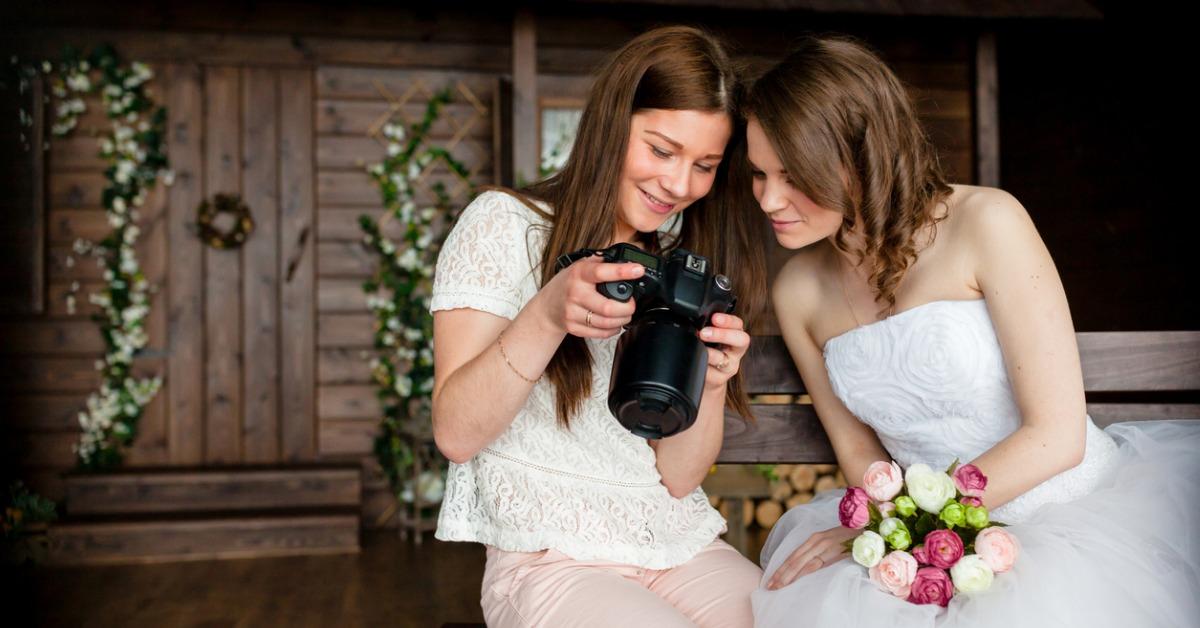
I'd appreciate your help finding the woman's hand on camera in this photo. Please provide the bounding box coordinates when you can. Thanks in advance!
[700,312,750,389]
[542,256,642,339]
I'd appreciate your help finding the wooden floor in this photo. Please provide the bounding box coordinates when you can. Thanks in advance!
[8,531,487,627]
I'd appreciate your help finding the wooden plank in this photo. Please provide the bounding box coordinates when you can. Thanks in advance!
[318,386,382,420]
[5,394,87,431]
[317,241,376,277]
[318,278,369,312]
[317,169,481,207]
[319,418,381,457]
[317,207,389,242]
[316,100,492,139]
[512,8,538,184]
[64,467,361,515]
[48,171,107,208]
[0,356,160,394]
[48,135,106,171]
[317,314,375,348]
[3,431,80,468]
[910,88,971,120]
[718,404,834,464]
[203,65,243,464]
[317,135,491,173]
[279,68,318,462]
[47,208,108,243]
[165,62,206,465]
[0,320,105,355]
[1088,403,1200,426]
[318,348,373,385]
[1078,331,1200,391]
[46,280,105,317]
[315,66,498,101]
[241,67,281,464]
[47,514,360,566]
[125,391,170,466]
[974,32,999,187]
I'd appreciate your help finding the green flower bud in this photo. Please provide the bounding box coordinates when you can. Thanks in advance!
[895,495,917,518]
[940,502,966,528]
[965,505,990,529]
[886,526,912,551]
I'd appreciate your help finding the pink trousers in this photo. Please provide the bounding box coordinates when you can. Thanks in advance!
[480,539,762,627]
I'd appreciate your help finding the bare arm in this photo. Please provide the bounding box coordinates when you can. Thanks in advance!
[431,257,644,463]
[963,190,1087,509]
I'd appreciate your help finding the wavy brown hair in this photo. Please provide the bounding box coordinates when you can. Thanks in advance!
[746,36,953,314]
[508,26,767,428]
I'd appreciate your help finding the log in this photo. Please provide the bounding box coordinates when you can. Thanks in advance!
[813,464,838,475]
[769,479,794,502]
[786,492,814,509]
[814,474,839,493]
[755,499,784,528]
[788,465,817,491]
[834,470,847,488]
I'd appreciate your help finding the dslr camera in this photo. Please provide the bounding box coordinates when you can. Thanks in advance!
[557,243,736,439]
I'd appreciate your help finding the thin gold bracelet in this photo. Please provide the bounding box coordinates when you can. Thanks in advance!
[497,330,538,383]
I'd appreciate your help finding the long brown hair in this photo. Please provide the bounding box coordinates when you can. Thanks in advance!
[746,36,953,314]
[514,26,767,428]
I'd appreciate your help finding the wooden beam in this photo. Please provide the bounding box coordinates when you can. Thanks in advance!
[974,31,1000,187]
[512,8,538,185]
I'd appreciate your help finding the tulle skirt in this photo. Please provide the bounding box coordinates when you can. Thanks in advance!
[752,421,1200,627]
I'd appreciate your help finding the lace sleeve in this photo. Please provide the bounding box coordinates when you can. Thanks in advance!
[431,191,545,320]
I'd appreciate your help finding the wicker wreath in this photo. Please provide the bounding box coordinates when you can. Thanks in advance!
[196,193,254,249]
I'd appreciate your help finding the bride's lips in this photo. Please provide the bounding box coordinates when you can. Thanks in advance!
[639,188,676,215]
[771,217,804,232]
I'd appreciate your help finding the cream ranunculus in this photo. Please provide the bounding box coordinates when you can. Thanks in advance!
[852,530,886,568]
[949,554,994,593]
[905,464,957,514]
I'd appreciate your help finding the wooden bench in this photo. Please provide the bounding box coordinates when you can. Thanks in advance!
[710,331,1200,554]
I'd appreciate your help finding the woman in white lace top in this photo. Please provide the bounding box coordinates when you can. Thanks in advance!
[745,37,1200,627]
[430,27,768,626]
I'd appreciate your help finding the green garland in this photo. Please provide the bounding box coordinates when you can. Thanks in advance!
[12,45,170,470]
[360,89,472,508]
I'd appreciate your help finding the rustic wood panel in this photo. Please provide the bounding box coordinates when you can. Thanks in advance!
[1078,332,1200,391]
[47,208,108,243]
[718,404,833,464]
[317,170,483,207]
[64,467,361,515]
[317,241,375,277]
[318,418,381,457]
[1088,403,1200,425]
[0,320,105,355]
[241,67,281,464]
[318,278,369,312]
[46,243,101,280]
[5,394,88,431]
[316,101,493,139]
[203,65,243,464]
[4,431,80,467]
[315,67,497,101]
[279,68,319,462]
[318,385,382,421]
[46,281,104,317]
[318,348,373,385]
[0,357,160,394]
[165,62,206,465]
[47,514,360,565]
[317,314,374,348]
[48,171,107,208]
[126,392,169,466]
[48,134,106,171]
[317,207,390,241]
[317,136,491,172]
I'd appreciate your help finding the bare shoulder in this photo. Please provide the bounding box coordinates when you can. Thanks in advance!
[772,244,835,337]
[944,184,1037,245]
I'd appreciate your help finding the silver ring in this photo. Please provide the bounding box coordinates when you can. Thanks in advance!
[716,351,730,372]
[585,310,594,327]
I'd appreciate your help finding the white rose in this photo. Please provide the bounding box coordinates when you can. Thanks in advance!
[852,530,885,568]
[879,517,903,538]
[950,554,994,593]
[905,463,957,513]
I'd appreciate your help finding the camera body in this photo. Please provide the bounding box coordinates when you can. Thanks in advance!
[559,243,736,439]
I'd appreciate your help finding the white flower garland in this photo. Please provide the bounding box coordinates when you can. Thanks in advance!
[15,47,170,469]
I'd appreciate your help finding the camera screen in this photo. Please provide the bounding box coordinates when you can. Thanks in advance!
[623,249,660,270]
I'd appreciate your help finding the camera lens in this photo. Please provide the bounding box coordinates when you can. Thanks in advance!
[715,274,731,292]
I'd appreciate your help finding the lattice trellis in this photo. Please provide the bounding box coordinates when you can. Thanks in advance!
[366,77,488,203]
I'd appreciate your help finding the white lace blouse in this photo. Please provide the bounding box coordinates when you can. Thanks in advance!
[429,191,726,569]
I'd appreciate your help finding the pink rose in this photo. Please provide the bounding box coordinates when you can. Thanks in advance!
[869,550,919,598]
[862,460,904,501]
[974,527,1019,573]
[838,486,871,529]
[959,496,983,507]
[907,567,954,607]
[952,464,988,497]
[923,529,964,569]
[878,501,896,518]
[912,544,929,565]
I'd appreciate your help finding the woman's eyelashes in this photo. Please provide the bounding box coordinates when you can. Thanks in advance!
[649,144,717,174]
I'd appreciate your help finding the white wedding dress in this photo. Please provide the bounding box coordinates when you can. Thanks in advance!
[753,299,1200,627]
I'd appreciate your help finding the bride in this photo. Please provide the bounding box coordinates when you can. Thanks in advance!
[745,37,1200,626]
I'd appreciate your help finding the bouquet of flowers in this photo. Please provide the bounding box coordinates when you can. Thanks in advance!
[840,461,1019,607]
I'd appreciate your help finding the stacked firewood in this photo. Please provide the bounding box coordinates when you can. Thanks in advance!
[709,464,846,530]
